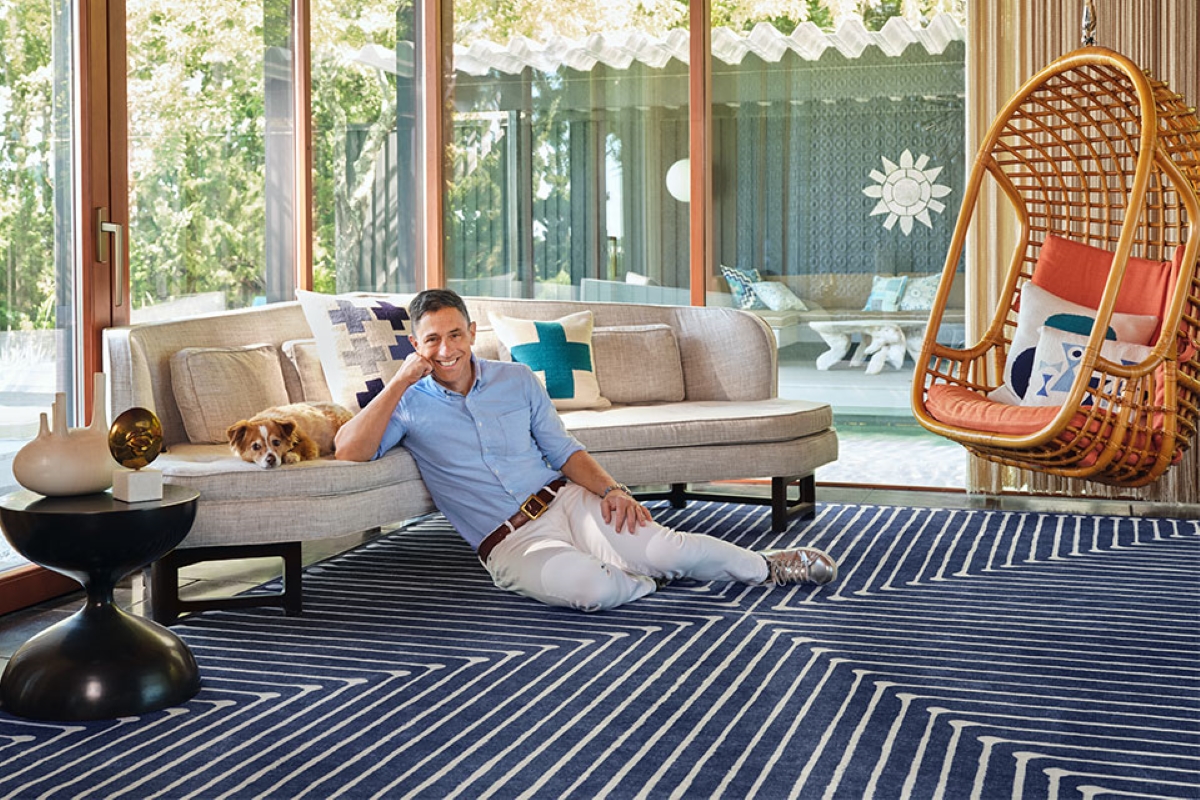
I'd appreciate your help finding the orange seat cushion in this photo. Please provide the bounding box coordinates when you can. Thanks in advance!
[1032,235,1181,321]
[925,383,1181,470]
[926,384,1061,435]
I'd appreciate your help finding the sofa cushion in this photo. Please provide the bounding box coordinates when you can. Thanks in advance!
[560,399,832,453]
[296,290,415,413]
[491,310,610,410]
[282,338,333,402]
[157,444,423,501]
[170,343,290,444]
[592,324,685,404]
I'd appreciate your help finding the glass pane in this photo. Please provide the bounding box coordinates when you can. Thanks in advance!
[125,0,294,323]
[311,0,420,294]
[450,6,689,302]
[709,3,968,489]
[0,0,76,570]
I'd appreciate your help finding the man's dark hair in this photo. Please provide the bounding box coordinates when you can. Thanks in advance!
[409,288,471,330]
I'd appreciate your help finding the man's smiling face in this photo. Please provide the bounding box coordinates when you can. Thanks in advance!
[409,306,477,394]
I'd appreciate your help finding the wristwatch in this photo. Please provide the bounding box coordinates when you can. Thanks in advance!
[600,483,632,500]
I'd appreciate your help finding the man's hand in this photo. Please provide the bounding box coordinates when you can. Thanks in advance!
[397,351,434,387]
[601,490,652,534]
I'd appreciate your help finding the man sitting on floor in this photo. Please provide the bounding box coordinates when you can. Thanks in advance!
[335,288,837,611]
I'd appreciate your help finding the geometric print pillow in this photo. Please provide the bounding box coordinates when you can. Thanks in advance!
[295,290,415,413]
[1020,325,1153,408]
[490,310,611,411]
[720,265,766,310]
[992,282,1158,404]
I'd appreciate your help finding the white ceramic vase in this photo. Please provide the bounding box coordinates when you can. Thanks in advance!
[12,372,116,496]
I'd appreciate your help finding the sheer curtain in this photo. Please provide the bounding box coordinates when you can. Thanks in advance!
[965,0,1200,501]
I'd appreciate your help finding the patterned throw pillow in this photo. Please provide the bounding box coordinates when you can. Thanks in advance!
[898,273,941,312]
[862,275,909,312]
[720,265,765,310]
[1020,325,1152,407]
[750,281,808,312]
[296,290,416,413]
[991,282,1157,404]
[490,310,610,410]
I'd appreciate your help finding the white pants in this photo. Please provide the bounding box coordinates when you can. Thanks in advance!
[483,484,770,612]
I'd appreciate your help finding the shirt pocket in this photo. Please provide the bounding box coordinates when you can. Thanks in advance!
[496,408,536,456]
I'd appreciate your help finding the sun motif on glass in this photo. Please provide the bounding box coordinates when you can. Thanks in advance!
[862,149,953,235]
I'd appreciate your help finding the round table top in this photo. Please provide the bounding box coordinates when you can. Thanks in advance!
[0,484,199,516]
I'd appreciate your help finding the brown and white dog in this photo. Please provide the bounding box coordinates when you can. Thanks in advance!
[227,402,354,469]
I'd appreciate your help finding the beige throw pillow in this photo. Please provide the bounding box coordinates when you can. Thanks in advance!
[170,343,290,443]
[592,325,685,404]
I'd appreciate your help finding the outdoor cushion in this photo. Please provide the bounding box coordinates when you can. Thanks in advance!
[170,343,290,444]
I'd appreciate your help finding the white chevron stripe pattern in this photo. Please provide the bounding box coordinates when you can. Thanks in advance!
[0,502,1197,798]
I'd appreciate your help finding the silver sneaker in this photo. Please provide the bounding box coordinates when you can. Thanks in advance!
[760,547,838,586]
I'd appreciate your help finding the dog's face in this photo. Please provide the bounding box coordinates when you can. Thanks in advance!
[227,419,298,469]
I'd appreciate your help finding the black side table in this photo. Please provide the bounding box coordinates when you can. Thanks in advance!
[0,485,202,721]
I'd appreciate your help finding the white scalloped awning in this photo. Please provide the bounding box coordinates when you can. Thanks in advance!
[454,14,964,77]
[349,15,964,78]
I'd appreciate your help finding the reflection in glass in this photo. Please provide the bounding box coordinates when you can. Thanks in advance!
[125,0,290,321]
[0,0,76,545]
[450,9,690,303]
[311,0,420,294]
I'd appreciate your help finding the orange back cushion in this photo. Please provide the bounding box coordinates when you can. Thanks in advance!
[1032,235,1178,319]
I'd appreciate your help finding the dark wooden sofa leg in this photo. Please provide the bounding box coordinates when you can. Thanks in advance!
[636,476,818,533]
[771,474,816,533]
[146,542,304,626]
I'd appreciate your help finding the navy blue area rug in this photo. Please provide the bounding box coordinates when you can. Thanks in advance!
[1,502,1198,799]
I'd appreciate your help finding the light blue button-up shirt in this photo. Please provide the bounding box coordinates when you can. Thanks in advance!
[374,356,585,549]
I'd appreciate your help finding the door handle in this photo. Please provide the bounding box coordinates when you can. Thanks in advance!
[97,208,124,307]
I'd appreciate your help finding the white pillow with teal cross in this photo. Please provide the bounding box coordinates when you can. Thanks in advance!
[490,310,611,410]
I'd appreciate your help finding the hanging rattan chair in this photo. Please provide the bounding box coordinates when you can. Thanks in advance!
[911,45,1200,487]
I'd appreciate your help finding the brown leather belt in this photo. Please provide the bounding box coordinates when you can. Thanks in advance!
[477,478,568,563]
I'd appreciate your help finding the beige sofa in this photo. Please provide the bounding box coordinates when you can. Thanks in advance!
[104,296,838,623]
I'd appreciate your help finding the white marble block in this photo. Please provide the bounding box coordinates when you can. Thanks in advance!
[112,467,164,503]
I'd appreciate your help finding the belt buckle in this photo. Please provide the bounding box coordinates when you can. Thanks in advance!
[520,493,548,521]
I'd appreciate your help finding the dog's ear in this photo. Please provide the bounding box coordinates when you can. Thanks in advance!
[227,421,250,447]
[278,420,297,442]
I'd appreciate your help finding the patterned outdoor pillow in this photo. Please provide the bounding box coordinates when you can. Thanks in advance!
[1021,325,1152,408]
[750,280,808,312]
[490,310,610,410]
[898,273,941,312]
[862,275,909,312]
[296,290,416,413]
[720,265,766,310]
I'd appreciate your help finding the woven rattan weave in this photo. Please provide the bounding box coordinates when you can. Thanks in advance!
[912,47,1200,486]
